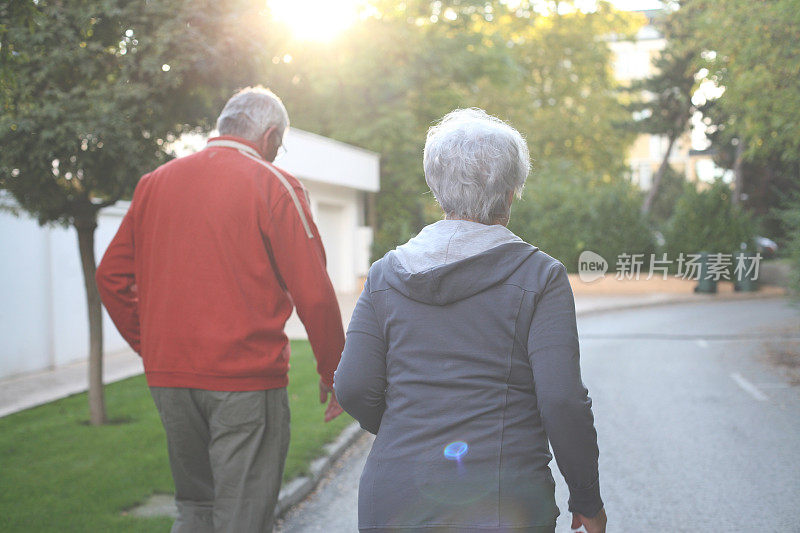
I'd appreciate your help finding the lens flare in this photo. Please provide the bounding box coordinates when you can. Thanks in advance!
[443,441,468,461]
[268,0,363,42]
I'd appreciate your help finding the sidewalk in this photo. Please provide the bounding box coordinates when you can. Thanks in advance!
[0,284,784,419]
[570,274,786,316]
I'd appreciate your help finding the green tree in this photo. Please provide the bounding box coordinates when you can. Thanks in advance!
[648,164,686,228]
[627,27,697,215]
[0,0,277,424]
[0,0,38,104]
[701,100,799,239]
[686,0,800,166]
[675,0,800,218]
[664,179,754,258]
[497,1,639,176]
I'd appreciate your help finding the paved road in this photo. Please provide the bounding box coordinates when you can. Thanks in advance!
[276,432,373,532]
[276,298,800,532]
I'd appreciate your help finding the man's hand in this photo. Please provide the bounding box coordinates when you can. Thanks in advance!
[319,380,344,422]
[571,507,606,533]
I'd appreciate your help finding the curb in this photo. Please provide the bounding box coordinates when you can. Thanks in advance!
[574,291,786,319]
[129,422,366,520]
[275,422,365,517]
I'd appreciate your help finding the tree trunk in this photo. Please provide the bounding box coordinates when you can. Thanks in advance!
[642,133,678,216]
[75,214,107,426]
[732,139,745,205]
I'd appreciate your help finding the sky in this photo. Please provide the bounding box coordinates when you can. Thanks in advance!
[607,0,665,10]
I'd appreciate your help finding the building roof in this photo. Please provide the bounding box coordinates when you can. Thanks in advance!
[171,128,380,193]
[279,129,380,192]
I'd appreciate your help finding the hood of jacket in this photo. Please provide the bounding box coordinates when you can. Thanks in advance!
[382,219,537,306]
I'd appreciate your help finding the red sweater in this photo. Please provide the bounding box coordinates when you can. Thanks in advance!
[96,136,344,390]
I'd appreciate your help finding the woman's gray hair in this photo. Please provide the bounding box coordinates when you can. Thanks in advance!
[423,108,530,225]
[216,86,290,143]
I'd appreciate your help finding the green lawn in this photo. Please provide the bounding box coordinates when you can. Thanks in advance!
[0,340,352,532]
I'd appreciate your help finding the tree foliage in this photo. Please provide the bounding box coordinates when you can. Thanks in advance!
[1,0,277,225]
[648,164,686,227]
[683,0,800,166]
[267,0,641,256]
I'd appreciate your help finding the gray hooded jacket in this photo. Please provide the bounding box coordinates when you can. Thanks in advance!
[335,220,601,532]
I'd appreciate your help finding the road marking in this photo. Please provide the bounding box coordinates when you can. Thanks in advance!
[696,339,709,348]
[730,373,768,402]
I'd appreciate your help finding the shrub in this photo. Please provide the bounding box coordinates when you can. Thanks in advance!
[509,161,655,272]
[776,194,800,295]
[649,165,687,228]
[664,178,755,258]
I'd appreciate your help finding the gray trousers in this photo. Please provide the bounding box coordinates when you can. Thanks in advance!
[150,387,291,533]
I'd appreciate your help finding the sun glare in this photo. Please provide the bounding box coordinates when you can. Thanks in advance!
[268,0,364,42]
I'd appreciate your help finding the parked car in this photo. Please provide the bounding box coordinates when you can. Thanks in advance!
[755,235,779,258]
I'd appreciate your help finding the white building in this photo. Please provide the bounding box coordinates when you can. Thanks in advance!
[0,129,379,380]
[278,128,379,293]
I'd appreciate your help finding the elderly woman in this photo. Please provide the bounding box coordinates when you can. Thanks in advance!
[334,109,606,533]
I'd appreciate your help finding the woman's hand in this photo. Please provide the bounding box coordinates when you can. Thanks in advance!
[571,507,606,533]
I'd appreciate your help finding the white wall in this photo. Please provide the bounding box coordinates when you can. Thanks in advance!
[0,207,51,376]
[0,198,129,378]
[303,181,367,294]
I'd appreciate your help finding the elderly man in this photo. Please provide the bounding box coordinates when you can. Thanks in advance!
[96,87,344,532]
[335,108,606,533]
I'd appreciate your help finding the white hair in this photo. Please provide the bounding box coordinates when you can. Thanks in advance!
[423,108,530,225]
[216,86,289,143]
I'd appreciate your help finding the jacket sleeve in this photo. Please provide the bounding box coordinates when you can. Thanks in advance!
[96,205,141,353]
[528,262,602,518]
[264,188,344,388]
[334,280,387,434]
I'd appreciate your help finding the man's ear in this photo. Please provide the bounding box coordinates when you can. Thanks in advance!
[256,126,281,161]
[260,126,276,153]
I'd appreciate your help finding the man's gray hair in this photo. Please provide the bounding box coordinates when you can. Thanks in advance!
[423,108,530,225]
[216,86,289,143]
